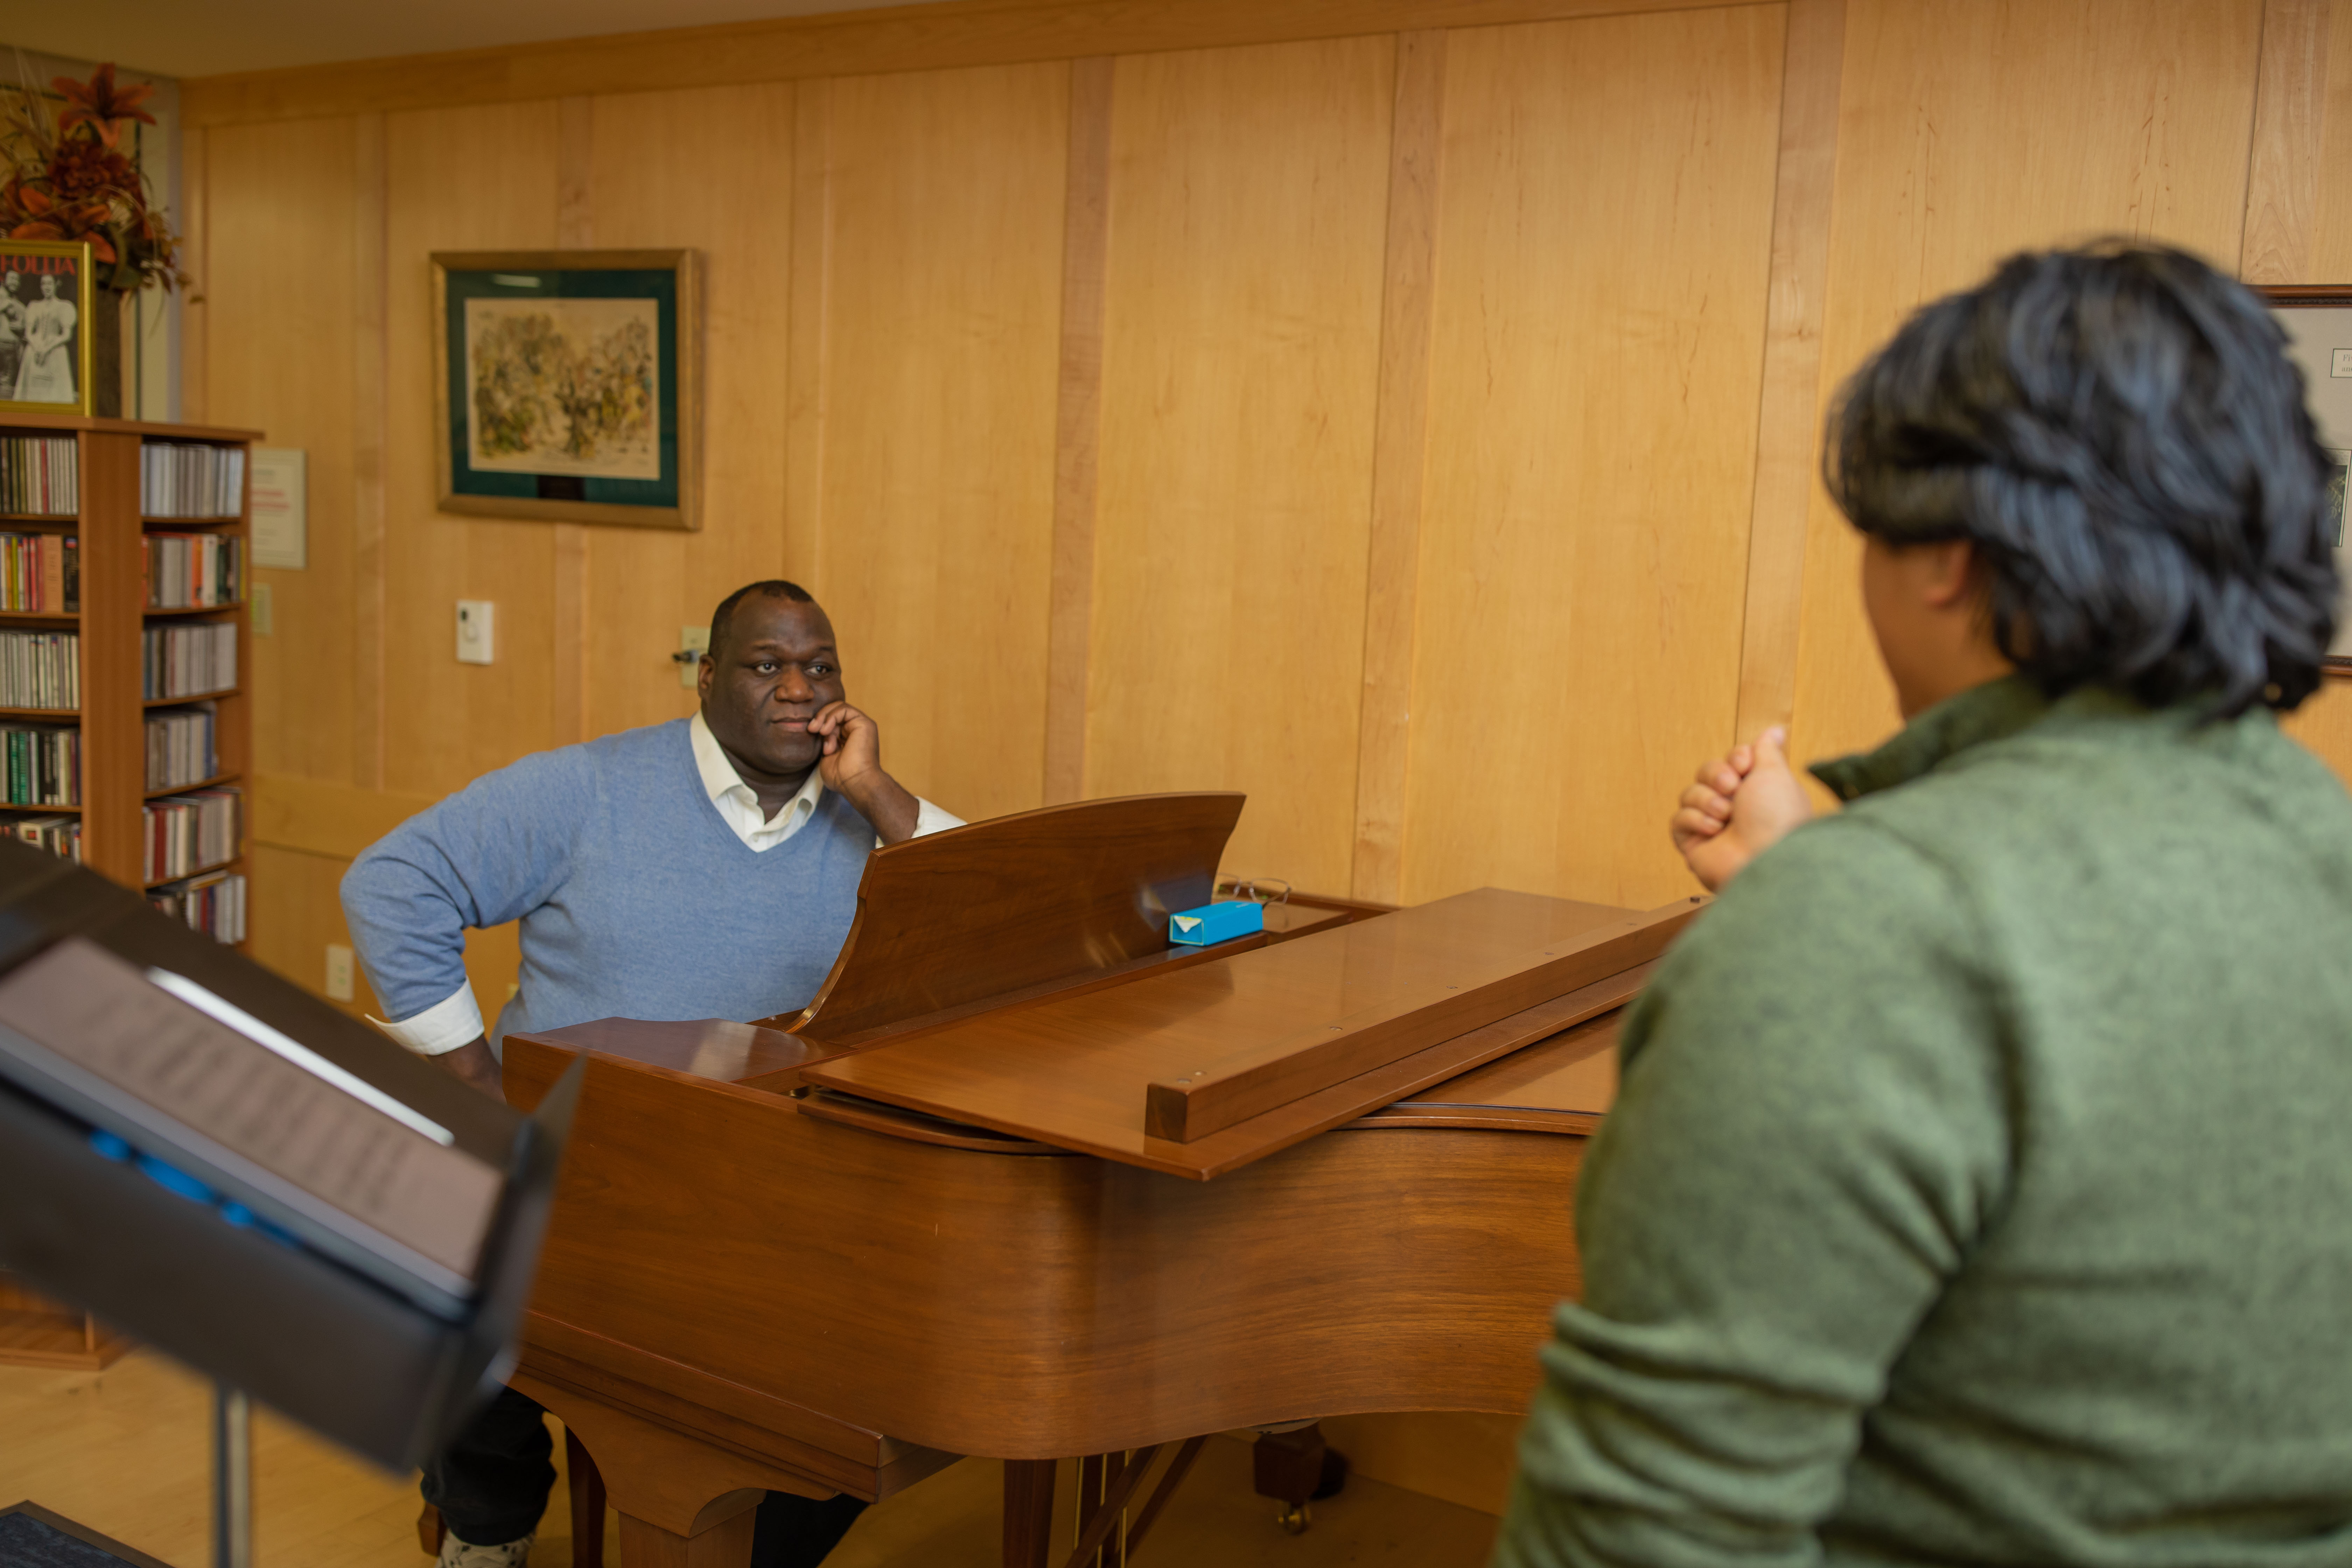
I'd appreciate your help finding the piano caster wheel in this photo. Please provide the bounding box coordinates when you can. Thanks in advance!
[1279,1503,1311,1535]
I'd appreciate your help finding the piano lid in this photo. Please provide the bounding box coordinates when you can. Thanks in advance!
[798,888,1701,1180]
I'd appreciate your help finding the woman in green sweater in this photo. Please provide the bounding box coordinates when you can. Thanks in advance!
[1494,245,2352,1567]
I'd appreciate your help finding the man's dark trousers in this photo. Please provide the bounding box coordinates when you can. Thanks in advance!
[426,1387,866,1566]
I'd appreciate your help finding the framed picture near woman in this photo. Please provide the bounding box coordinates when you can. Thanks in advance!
[2264,287,2352,671]
[0,240,93,418]
[430,249,700,530]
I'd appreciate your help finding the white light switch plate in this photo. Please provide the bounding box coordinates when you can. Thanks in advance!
[457,600,495,664]
[325,943,355,1002]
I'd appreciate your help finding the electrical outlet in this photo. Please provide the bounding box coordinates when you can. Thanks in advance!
[678,625,710,688]
[325,943,355,1002]
[457,600,495,665]
[251,582,274,636]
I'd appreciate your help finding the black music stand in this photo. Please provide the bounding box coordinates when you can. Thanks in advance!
[0,841,582,1566]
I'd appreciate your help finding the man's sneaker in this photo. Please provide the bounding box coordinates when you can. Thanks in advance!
[435,1532,533,1568]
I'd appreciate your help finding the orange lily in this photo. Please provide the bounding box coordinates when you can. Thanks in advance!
[52,64,157,153]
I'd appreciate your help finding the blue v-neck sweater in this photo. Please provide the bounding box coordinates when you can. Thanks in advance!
[341,718,874,1049]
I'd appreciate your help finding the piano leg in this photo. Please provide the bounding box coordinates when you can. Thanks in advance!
[1003,1460,1056,1568]
[567,1428,609,1568]
[616,1505,757,1568]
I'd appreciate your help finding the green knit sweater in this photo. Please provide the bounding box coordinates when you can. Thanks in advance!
[1494,677,2352,1568]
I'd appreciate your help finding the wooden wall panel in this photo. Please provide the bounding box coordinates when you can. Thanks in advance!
[380,102,565,799]
[351,114,391,791]
[1349,29,1447,905]
[2242,0,2335,286]
[1043,57,1116,807]
[1785,0,2267,772]
[1399,6,1786,910]
[812,63,1070,820]
[2288,0,2352,277]
[202,118,362,785]
[246,844,380,1020]
[1731,0,1846,742]
[1087,37,1395,891]
[578,84,796,743]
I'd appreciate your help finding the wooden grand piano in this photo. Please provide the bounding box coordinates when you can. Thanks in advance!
[497,793,1700,1567]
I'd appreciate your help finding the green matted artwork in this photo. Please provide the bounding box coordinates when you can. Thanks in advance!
[430,250,700,530]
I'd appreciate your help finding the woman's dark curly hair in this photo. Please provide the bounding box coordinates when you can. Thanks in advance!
[1824,243,2340,717]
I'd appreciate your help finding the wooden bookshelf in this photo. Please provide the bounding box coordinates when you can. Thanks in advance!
[0,412,259,1371]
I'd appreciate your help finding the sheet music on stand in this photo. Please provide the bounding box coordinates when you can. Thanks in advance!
[0,840,582,1566]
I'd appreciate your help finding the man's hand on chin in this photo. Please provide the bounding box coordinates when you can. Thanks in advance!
[1670,725,1815,892]
[432,1037,504,1097]
[809,700,921,843]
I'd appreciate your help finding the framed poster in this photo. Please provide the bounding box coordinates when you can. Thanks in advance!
[430,250,700,531]
[2264,287,2352,670]
[0,241,93,418]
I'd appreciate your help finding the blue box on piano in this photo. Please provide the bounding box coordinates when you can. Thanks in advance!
[1167,899,1264,946]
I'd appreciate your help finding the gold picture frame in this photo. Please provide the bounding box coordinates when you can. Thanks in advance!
[0,240,95,419]
[430,249,701,531]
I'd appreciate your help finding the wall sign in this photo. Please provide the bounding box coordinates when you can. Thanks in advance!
[250,447,306,569]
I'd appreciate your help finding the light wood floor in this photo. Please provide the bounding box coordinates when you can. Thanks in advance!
[0,1350,1499,1567]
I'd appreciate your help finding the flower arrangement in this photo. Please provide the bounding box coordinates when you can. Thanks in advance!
[1,62,189,296]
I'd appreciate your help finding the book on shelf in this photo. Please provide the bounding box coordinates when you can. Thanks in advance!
[143,532,243,609]
[0,436,77,516]
[10,813,78,863]
[145,705,216,791]
[141,441,244,519]
[143,786,239,883]
[0,723,77,806]
[0,532,78,613]
[149,868,245,944]
[0,629,77,709]
[143,620,236,699]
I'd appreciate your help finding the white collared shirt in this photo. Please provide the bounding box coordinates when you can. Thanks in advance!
[688,709,962,851]
[376,713,963,1055]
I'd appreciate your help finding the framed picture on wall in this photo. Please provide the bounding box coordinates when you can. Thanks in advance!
[430,250,701,531]
[2265,286,2352,671]
[0,240,94,419]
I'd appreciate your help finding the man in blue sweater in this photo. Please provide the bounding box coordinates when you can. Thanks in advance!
[343,579,961,1568]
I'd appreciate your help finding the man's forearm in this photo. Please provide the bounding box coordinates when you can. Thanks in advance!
[431,1036,502,1096]
[837,769,922,844]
